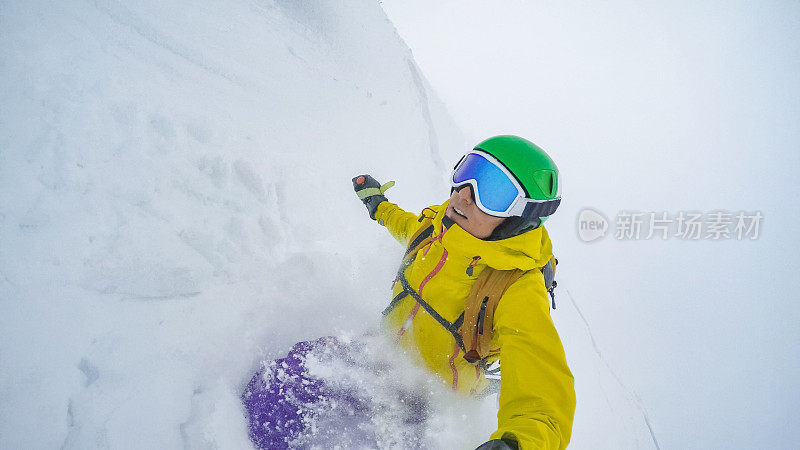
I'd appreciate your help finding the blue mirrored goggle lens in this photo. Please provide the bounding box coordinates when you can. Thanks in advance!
[452,153,519,213]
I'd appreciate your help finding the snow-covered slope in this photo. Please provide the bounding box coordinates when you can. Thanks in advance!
[0,0,669,448]
[0,1,474,448]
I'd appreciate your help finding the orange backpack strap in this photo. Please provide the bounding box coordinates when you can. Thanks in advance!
[459,268,525,363]
[460,255,559,363]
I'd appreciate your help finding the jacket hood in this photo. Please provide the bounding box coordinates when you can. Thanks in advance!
[432,200,553,271]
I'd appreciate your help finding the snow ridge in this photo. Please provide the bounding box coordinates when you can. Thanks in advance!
[564,287,661,449]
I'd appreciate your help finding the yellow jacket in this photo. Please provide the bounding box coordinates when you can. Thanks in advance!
[375,200,575,449]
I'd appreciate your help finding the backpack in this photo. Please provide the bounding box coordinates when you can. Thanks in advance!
[382,214,558,364]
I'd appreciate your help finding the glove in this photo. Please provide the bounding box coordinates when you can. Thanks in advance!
[475,439,519,450]
[352,174,394,220]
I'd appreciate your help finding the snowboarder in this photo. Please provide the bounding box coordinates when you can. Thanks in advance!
[242,135,575,449]
[352,135,576,449]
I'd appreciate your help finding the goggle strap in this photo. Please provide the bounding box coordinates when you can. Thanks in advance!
[521,198,561,219]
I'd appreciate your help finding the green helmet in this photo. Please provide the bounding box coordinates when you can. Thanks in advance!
[473,135,561,239]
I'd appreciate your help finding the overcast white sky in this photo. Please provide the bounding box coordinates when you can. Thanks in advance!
[381,1,800,448]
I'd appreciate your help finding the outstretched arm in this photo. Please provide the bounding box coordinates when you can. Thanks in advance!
[489,274,576,450]
[352,174,419,246]
[373,201,423,246]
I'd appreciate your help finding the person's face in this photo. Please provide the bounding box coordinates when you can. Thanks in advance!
[445,185,506,239]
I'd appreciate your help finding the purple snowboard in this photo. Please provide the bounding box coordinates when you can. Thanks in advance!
[242,336,427,449]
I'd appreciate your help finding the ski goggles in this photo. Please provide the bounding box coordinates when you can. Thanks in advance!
[451,150,561,218]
